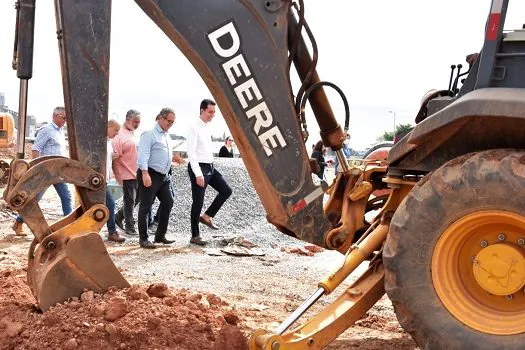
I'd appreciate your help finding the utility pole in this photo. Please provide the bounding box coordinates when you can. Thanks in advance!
[388,110,396,138]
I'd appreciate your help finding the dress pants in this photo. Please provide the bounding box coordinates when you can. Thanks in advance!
[137,169,174,242]
[116,179,138,230]
[188,163,232,237]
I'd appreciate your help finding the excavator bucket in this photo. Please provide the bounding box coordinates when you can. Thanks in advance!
[11,1,130,310]
[26,206,129,311]
[4,157,130,310]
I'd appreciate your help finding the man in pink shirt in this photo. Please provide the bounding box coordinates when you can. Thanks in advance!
[112,109,141,235]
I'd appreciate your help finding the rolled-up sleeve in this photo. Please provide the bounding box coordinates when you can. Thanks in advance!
[32,127,50,153]
[137,132,152,171]
[111,135,123,159]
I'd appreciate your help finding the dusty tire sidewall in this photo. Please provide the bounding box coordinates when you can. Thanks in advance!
[384,150,525,350]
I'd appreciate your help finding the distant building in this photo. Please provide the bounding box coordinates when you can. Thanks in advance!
[0,93,37,138]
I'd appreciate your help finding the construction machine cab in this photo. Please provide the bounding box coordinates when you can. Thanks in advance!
[387,0,525,175]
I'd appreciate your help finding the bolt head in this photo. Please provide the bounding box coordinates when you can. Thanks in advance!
[480,240,488,248]
[506,294,513,301]
[271,341,280,350]
[46,241,56,250]
[518,239,525,246]
[93,209,105,222]
[498,233,506,241]
[10,196,24,207]
[90,176,102,187]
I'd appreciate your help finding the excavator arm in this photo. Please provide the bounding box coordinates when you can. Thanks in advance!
[6,0,394,348]
[134,0,336,246]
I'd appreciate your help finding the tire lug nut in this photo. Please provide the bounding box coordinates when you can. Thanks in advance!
[498,233,506,241]
[480,240,488,248]
[506,294,513,301]
[518,238,525,246]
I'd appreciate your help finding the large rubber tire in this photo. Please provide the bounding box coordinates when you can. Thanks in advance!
[384,149,525,350]
[362,141,393,159]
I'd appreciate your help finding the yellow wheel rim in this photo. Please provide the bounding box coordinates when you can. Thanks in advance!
[432,210,525,335]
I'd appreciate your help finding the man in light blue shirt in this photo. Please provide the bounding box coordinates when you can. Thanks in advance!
[136,107,184,248]
[12,106,72,236]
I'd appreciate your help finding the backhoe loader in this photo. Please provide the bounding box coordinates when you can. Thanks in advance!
[5,0,525,349]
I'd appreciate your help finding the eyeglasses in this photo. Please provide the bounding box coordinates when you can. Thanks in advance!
[163,117,175,125]
[55,114,66,119]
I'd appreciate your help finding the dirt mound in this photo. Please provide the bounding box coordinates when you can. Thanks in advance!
[0,143,32,160]
[355,313,405,333]
[0,269,248,350]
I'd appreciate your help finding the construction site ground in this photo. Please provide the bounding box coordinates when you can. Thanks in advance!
[0,156,418,350]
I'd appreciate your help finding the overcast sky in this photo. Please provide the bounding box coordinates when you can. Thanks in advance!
[1,1,524,150]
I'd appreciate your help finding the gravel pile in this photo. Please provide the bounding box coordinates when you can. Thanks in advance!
[167,158,266,238]
[116,158,305,249]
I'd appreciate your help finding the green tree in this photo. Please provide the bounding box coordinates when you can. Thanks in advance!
[377,123,414,142]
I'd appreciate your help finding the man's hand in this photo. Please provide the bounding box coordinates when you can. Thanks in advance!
[196,176,205,187]
[172,153,186,165]
[142,172,152,187]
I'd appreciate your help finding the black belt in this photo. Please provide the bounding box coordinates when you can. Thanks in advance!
[199,162,213,169]
[189,162,214,176]
[147,167,170,177]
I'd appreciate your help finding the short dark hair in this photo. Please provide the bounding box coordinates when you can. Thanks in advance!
[200,99,216,112]
[313,140,324,152]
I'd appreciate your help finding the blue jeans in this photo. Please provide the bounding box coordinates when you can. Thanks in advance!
[106,187,116,233]
[15,183,72,223]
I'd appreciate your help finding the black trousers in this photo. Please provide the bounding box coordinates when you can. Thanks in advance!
[137,169,174,241]
[116,179,138,229]
[188,163,232,237]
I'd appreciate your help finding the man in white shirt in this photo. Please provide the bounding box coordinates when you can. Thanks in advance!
[186,99,232,246]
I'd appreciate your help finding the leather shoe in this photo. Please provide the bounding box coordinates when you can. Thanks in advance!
[108,232,126,243]
[190,236,207,246]
[154,237,175,244]
[125,227,138,236]
[199,216,219,230]
[139,240,156,249]
[115,213,124,231]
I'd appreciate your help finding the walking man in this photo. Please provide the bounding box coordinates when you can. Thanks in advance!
[11,106,72,236]
[136,107,182,249]
[106,119,126,243]
[187,99,232,246]
[112,109,141,235]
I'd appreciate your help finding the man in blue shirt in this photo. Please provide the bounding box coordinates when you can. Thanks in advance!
[136,107,184,248]
[12,106,73,236]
